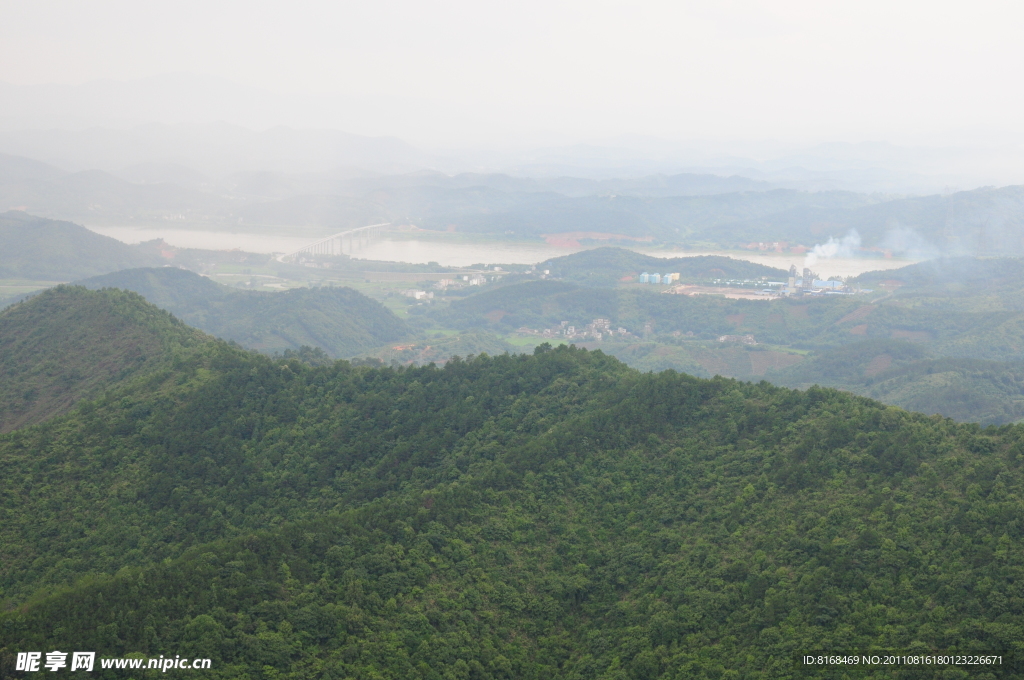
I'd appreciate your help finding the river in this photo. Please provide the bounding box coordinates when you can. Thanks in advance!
[86,225,919,279]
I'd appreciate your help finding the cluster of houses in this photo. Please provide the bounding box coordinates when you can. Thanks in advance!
[433,274,489,290]
[402,270,508,302]
[517,318,638,341]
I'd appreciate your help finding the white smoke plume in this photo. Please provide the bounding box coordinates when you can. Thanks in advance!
[880,225,941,259]
[804,230,861,268]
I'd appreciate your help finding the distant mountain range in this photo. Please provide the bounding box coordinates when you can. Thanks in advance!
[5,74,1024,192]
[5,157,1024,257]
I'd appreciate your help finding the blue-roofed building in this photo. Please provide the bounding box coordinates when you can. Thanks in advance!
[639,272,649,283]
[651,273,661,284]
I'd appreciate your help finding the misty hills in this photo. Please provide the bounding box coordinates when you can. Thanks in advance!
[0,151,65,184]
[7,135,1024,257]
[116,161,216,189]
[0,121,430,176]
[5,73,1023,191]
[853,255,1024,309]
[8,142,1024,258]
[5,286,1024,676]
[722,185,1024,256]
[440,184,1024,256]
[0,210,160,280]
[0,167,230,224]
[0,147,789,229]
[322,168,774,198]
[76,267,409,358]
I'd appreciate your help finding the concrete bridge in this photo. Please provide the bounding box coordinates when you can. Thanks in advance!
[281,223,389,261]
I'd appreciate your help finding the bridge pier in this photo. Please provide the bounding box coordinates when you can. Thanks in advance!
[280,223,389,262]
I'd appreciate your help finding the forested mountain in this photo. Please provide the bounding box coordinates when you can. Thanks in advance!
[0,286,207,432]
[3,288,1024,678]
[0,211,159,280]
[77,266,229,310]
[77,267,410,357]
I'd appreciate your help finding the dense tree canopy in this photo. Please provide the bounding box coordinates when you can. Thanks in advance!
[2,289,1024,678]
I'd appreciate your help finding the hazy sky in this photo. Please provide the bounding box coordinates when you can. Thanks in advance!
[2,0,1023,146]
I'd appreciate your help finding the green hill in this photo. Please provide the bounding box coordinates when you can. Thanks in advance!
[542,247,789,287]
[852,257,1024,311]
[207,285,410,357]
[863,358,1024,424]
[773,339,1024,425]
[0,285,207,432]
[4,291,1024,676]
[0,211,159,280]
[77,265,227,310]
[77,267,410,358]
[852,257,1024,293]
